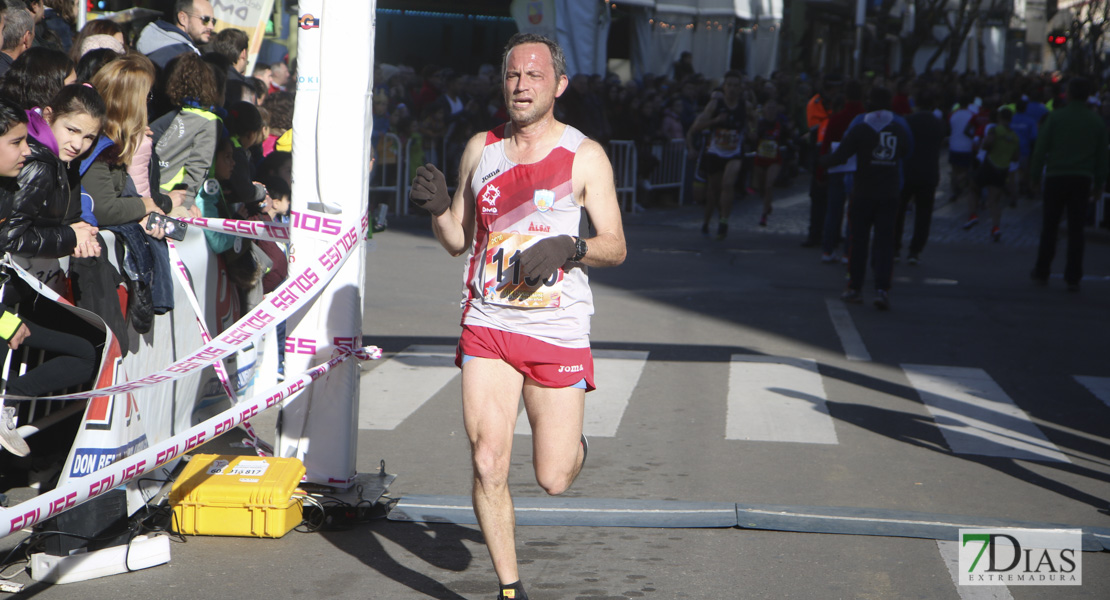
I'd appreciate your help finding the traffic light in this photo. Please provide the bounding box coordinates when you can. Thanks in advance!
[1047,33,1068,46]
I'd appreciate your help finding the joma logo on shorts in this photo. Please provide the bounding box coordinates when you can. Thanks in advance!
[558,365,584,373]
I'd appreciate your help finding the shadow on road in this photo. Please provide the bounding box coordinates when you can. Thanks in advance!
[319,518,483,599]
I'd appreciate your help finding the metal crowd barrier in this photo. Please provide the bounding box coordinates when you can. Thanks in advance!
[643,140,687,204]
[370,133,403,216]
[607,140,638,213]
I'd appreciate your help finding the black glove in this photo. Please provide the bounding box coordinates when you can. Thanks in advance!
[409,163,450,216]
[519,235,575,285]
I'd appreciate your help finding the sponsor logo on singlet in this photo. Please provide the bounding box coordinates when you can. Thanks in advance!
[481,185,500,214]
[528,222,550,233]
[533,189,555,212]
[481,168,501,183]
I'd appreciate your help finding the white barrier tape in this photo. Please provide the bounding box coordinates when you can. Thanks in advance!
[0,211,368,401]
[0,345,381,540]
[176,216,291,244]
[165,240,274,457]
[176,210,348,244]
[166,240,238,403]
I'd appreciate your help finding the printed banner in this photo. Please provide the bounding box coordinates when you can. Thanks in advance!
[0,210,367,402]
[0,345,380,540]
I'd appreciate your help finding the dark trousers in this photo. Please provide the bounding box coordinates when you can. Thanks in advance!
[1034,175,1091,285]
[806,151,827,243]
[3,321,98,397]
[847,194,898,292]
[896,182,937,257]
[822,173,848,254]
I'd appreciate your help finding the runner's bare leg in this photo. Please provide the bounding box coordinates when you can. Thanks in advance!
[463,357,526,585]
[522,379,586,495]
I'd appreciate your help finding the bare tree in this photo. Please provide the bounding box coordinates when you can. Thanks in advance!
[1065,0,1110,78]
[898,0,956,74]
[915,0,1010,73]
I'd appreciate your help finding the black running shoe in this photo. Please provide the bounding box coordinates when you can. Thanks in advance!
[874,289,891,311]
[840,289,863,304]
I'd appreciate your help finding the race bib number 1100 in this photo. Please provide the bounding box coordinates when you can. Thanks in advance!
[482,231,563,308]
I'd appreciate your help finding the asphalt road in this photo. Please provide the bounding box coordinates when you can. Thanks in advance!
[3,182,1109,599]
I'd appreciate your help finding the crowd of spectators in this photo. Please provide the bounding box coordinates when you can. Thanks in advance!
[0,0,294,423]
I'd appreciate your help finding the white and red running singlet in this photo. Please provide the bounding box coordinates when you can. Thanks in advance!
[461,123,594,348]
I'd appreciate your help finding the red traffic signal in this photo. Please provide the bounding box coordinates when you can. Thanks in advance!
[1048,34,1069,46]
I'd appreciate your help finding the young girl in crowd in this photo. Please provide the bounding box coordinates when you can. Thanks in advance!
[2,84,103,261]
[0,95,97,457]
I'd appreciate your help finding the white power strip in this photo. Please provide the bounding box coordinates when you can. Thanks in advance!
[30,534,171,584]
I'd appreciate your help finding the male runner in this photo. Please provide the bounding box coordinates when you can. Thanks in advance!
[687,70,746,239]
[409,33,626,600]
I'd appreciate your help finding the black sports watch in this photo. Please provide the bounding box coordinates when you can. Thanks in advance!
[571,236,588,262]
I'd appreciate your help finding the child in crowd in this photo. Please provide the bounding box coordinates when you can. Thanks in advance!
[261,91,293,156]
[223,101,265,208]
[5,84,103,261]
[0,94,98,456]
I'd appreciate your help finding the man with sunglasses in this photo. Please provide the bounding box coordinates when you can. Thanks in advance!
[136,0,216,70]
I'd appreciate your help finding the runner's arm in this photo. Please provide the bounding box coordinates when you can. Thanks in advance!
[687,96,720,136]
[573,139,626,268]
[431,132,483,256]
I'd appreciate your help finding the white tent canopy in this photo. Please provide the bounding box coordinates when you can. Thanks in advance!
[620,0,783,81]
[617,0,782,20]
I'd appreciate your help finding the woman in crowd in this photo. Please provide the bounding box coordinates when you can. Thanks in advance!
[153,53,223,208]
[84,53,171,229]
[42,0,77,54]
[0,47,75,111]
[69,17,127,63]
[74,47,121,84]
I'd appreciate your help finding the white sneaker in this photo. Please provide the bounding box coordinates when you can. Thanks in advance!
[1,404,30,457]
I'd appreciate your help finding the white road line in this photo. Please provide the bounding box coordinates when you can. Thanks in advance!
[902,365,1069,463]
[1075,375,1110,409]
[936,541,1015,600]
[726,356,838,444]
[515,349,649,438]
[825,298,871,362]
[358,345,457,430]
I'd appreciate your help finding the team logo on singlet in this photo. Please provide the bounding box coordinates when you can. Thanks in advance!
[533,189,555,212]
[481,185,500,214]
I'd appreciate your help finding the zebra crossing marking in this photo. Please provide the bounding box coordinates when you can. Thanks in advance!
[515,349,649,438]
[902,365,1069,463]
[1074,375,1110,409]
[936,540,1015,600]
[358,345,457,430]
[825,298,871,362]
[726,355,838,444]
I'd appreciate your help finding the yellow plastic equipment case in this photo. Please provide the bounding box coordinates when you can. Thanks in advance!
[169,454,306,538]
